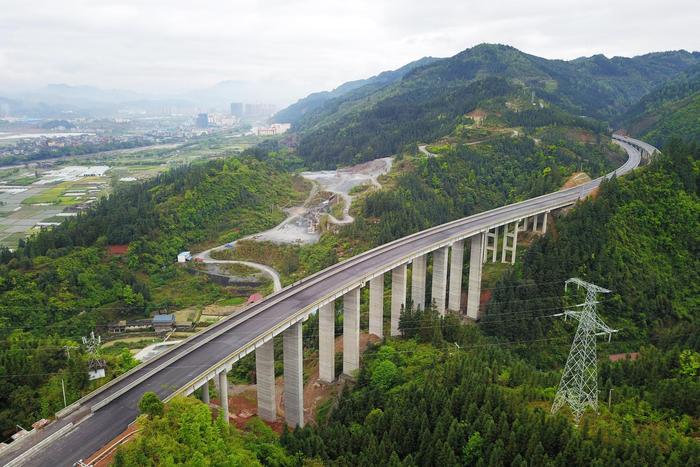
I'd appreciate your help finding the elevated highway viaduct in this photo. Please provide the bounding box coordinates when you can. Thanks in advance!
[0,134,656,466]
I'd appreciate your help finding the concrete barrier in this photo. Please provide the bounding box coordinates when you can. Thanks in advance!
[4,423,74,467]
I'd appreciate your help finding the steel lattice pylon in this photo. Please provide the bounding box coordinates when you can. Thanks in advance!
[82,331,106,374]
[551,278,617,424]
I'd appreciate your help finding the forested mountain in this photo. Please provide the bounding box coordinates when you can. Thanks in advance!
[272,56,438,125]
[278,44,699,167]
[0,156,307,439]
[343,129,622,246]
[0,156,305,336]
[621,64,700,145]
[112,135,700,467]
[277,135,700,466]
[484,139,699,338]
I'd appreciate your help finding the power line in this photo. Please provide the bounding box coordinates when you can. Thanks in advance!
[0,330,693,379]
[2,302,697,348]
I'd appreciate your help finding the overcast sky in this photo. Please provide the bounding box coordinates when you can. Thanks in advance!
[1,0,699,104]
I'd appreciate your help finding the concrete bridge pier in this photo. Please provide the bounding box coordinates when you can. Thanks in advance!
[218,370,229,423]
[318,301,336,383]
[448,240,464,312]
[201,380,210,404]
[343,288,360,376]
[527,212,548,234]
[391,264,407,336]
[518,217,527,232]
[432,246,448,315]
[467,233,485,320]
[541,211,548,234]
[369,275,384,337]
[484,227,498,263]
[501,222,519,264]
[255,339,276,422]
[411,253,427,311]
[283,322,304,427]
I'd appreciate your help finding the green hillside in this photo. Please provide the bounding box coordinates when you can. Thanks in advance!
[0,157,309,438]
[273,56,438,125]
[277,128,700,467]
[485,143,699,343]
[622,64,700,145]
[282,44,699,167]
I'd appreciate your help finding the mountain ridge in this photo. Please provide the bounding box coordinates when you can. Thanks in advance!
[620,63,700,145]
[272,56,439,124]
[278,43,700,167]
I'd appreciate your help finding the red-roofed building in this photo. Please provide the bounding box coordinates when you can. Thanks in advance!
[247,293,263,305]
[106,244,129,256]
[609,352,639,362]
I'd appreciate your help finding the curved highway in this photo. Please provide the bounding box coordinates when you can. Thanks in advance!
[1,134,653,466]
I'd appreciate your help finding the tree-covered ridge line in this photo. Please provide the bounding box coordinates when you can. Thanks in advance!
[272,56,440,125]
[342,129,623,247]
[15,156,307,258]
[621,63,700,146]
[484,141,699,341]
[277,44,700,168]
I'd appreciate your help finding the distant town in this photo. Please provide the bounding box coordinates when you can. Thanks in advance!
[0,100,292,249]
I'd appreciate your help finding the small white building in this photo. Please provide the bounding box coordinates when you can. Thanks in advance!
[177,251,192,263]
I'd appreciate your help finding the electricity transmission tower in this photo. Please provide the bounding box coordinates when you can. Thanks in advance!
[551,278,618,424]
[82,331,106,380]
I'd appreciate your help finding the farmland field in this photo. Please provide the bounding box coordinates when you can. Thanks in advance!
[0,131,267,248]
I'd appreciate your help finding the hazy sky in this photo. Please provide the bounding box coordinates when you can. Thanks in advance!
[1,0,699,104]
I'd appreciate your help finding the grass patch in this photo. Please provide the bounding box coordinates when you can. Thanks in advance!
[21,181,95,205]
[349,183,372,195]
[173,307,199,323]
[103,337,160,351]
[22,184,68,204]
[220,263,260,276]
[149,267,232,309]
[330,197,345,219]
[7,176,38,186]
[481,262,513,289]
[216,296,246,306]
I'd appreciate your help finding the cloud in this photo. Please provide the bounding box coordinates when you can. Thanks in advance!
[0,0,698,104]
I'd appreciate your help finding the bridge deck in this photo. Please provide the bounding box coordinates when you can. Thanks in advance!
[1,135,650,467]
